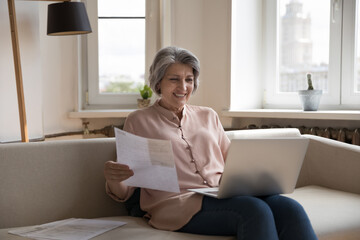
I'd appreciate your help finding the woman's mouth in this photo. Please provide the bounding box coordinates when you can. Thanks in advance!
[174,93,186,98]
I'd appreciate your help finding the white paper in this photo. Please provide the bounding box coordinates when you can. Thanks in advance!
[115,128,180,193]
[8,218,126,240]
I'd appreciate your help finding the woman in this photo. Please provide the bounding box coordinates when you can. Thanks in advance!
[104,46,318,240]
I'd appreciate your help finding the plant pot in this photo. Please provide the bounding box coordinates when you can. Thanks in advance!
[137,99,151,108]
[298,90,322,111]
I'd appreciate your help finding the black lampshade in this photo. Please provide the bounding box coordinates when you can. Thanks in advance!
[47,2,92,36]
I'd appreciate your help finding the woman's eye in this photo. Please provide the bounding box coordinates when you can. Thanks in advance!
[170,78,178,81]
[186,78,194,82]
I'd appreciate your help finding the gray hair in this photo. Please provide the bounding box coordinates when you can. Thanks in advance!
[149,46,200,95]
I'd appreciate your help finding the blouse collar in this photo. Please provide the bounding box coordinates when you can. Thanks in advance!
[153,99,187,123]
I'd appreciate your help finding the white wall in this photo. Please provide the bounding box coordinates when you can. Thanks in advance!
[201,0,232,114]
[0,1,43,142]
[171,0,204,106]
[171,0,232,126]
[39,5,83,135]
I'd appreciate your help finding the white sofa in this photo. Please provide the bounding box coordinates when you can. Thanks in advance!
[1,129,360,240]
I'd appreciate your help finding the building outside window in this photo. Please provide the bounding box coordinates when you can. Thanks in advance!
[279,0,329,93]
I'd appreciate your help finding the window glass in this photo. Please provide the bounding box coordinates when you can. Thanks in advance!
[279,0,330,93]
[98,0,145,17]
[356,2,360,93]
[98,0,145,94]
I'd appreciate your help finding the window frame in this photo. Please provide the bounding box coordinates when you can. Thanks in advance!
[342,0,360,105]
[82,0,160,108]
[261,0,360,109]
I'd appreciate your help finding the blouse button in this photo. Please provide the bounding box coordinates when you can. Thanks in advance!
[203,180,208,184]
[191,159,195,162]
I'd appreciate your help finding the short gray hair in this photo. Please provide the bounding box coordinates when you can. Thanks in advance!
[149,46,200,95]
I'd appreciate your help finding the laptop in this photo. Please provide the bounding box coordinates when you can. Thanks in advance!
[188,137,309,199]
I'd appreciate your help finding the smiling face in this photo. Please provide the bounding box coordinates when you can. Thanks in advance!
[158,63,194,115]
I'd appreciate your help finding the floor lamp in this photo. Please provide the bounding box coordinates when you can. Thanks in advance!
[7,0,92,142]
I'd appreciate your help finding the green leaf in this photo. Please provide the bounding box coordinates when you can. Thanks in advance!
[139,84,153,99]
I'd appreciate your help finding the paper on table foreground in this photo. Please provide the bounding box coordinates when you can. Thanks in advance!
[115,128,180,193]
[8,218,126,240]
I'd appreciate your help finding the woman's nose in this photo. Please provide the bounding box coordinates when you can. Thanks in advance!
[178,79,187,90]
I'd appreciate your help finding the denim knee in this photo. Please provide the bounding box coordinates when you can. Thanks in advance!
[227,196,279,239]
[180,196,280,240]
[231,196,274,220]
[262,195,318,240]
[263,195,309,222]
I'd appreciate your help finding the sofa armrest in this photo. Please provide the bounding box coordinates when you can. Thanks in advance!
[296,135,360,195]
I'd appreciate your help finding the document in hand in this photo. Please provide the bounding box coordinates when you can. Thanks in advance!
[114,128,180,193]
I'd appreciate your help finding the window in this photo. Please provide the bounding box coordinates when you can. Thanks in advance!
[84,0,159,107]
[340,0,359,106]
[98,0,145,94]
[278,0,330,93]
[231,0,360,109]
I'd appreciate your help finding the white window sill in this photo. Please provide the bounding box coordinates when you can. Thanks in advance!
[222,109,360,121]
[68,109,135,119]
[68,109,360,121]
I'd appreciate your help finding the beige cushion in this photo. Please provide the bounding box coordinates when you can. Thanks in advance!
[3,186,360,240]
[226,128,301,140]
[0,216,235,240]
[285,186,360,240]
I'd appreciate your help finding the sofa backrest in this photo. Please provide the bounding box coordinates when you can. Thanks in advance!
[226,128,301,140]
[0,138,127,229]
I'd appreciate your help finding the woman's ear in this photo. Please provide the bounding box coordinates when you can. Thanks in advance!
[156,82,161,94]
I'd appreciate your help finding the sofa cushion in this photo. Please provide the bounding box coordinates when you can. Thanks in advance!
[0,216,235,240]
[2,186,360,239]
[284,185,360,240]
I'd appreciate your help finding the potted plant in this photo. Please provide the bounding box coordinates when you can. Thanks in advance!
[298,73,322,111]
[137,84,153,108]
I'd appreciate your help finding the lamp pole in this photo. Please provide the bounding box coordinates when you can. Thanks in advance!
[7,0,28,142]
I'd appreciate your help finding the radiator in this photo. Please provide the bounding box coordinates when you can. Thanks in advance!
[227,125,360,146]
[41,124,360,146]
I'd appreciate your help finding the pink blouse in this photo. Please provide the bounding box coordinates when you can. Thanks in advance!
[106,99,230,231]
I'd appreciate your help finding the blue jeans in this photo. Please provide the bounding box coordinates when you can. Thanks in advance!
[178,195,318,240]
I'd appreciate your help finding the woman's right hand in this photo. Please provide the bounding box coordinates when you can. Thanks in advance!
[104,161,134,183]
